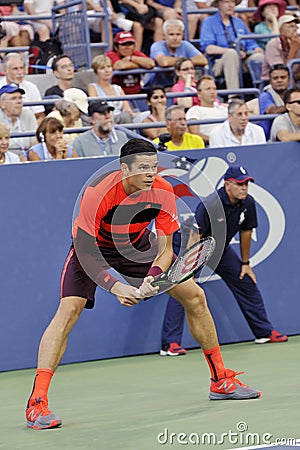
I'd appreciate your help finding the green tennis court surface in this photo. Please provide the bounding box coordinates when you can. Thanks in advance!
[1,336,299,450]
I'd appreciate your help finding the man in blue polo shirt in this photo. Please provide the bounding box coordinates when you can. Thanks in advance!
[145,19,207,88]
[200,0,264,90]
[160,165,287,356]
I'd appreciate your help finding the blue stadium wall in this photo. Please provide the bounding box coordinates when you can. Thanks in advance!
[1,142,299,372]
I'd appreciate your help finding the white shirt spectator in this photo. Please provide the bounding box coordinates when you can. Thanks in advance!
[209,120,266,147]
[186,102,227,139]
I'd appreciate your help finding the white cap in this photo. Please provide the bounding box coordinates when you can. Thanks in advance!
[278,14,299,29]
[63,88,88,114]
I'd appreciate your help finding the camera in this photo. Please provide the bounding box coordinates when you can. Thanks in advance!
[158,133,172,151]
[229,42,245,52]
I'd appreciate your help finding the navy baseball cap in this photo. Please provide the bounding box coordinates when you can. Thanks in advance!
[0,84,25,96]
[224,166,254,183]
[88,100,114,116]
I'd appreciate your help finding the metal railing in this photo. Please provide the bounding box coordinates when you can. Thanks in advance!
[9,113,277,141]
[287,58,300,88]
[0,0,111,70]
[20,88,260,109]
[182,4,299,41]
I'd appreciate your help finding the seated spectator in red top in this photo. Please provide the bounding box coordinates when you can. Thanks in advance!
[171,57,200,109]
[106,31,155,95]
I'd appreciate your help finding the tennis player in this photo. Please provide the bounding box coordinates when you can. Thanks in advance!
[26,138,261,430]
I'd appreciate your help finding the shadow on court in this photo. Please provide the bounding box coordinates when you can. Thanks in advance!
[1,336,299,450]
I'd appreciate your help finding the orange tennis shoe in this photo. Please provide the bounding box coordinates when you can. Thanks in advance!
[26,397,62,429]
[209,369,261,400]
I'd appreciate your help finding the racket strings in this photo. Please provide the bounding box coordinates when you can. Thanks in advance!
[169,239,215,283]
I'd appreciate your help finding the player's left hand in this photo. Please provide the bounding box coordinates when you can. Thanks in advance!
[239,265,256,284]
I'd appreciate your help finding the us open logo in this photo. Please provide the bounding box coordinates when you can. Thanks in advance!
[72,153,285,291]
[160,155,286,282]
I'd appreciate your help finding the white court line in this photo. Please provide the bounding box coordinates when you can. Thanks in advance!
[227,442,300,450]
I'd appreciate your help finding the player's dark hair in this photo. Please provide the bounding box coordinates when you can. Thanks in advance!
[120,138,157,168]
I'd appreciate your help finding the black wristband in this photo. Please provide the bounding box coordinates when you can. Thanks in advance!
[241,261,250,265]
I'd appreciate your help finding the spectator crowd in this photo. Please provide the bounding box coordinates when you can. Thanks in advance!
[0,0,300,164]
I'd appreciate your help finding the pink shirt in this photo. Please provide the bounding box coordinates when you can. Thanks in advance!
[172,80,200,106]
[262,37,300,80]
[0,6,12,15]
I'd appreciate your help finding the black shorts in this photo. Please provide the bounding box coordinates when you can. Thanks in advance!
[60,230,158,309]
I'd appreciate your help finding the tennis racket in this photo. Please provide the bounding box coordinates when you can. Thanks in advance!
[136,236,216,296]
[152,236,216,288]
